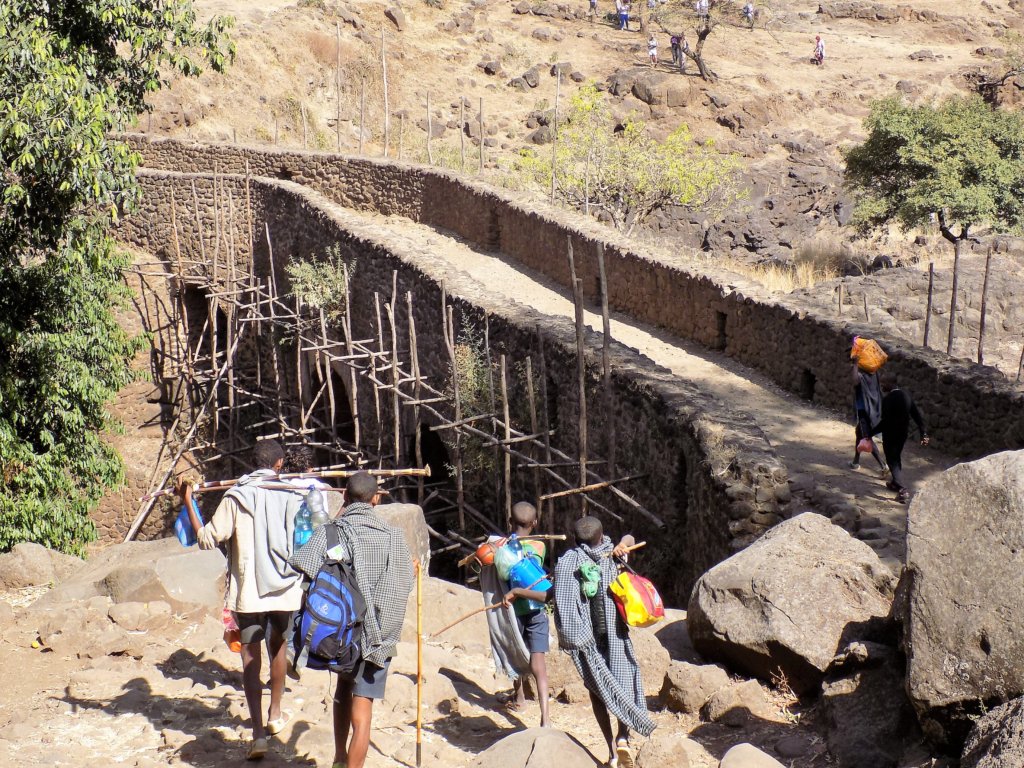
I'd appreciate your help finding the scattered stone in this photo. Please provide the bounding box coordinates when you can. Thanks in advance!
[527,126,553,144]
[688,513,896,694]
[773,735,812,759]
[719,742,785,767]
[508,77,529,91]
[532,28,551,41]
[384,6,406,31]
[898,451,1024,747]
[570,70,586,83]
[632,72,668,105]
[636,732,694,768]
[550,62,573,77]
[961,697,1024,768]
[470,727,599,768]
[701,680,773,726]
[0,542,84,589]
[108,601,173,632]
[908,49,936,61]
[660,661,731,714]
[523,67,542,88]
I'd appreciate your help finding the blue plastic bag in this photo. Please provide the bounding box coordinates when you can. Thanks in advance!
[174,499,204,547]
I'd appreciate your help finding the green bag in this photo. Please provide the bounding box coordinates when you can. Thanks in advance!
[578,561,601,599]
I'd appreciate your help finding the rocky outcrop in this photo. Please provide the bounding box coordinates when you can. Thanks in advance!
[688,513,896,694]
[898,451,1024,747]
[470,728,598,768]
[660,661,731,714]
[720,743,785,767]
[961,697,1024,768]
[0,542,84,589]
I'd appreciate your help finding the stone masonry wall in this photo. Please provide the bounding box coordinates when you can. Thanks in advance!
[118,169,789,602]
[126,135,1024,458]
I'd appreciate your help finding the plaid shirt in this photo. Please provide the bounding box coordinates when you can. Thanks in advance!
[289,503,413,666]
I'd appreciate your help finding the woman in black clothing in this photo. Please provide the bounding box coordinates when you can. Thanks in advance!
[875,372,929,503]
[850,364,886,472]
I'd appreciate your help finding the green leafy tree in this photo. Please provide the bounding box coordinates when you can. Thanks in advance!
[0,1,233,554]
[513,85,743,235]
[844,96,1024,355]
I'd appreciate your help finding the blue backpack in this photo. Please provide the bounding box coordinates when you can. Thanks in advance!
[297,524,367,677]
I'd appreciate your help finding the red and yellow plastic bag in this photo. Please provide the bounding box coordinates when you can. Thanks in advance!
[610,570,665,628]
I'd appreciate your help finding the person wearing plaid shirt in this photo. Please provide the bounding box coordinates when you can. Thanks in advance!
[289,471,414,768]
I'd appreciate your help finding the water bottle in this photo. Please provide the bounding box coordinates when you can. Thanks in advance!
[294,497,313,550]
[307,487,329,530]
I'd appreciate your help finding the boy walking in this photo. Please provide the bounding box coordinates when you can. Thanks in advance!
[553,516,655,768]
[289,472,414,768]
[500,502,552,727]
[188,439,304,760]
[876,372,929,503]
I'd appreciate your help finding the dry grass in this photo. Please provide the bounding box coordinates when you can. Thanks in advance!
[304,30,338,67]
[725,259,839,293]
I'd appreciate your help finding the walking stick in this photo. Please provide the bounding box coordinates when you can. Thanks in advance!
[429,575,549,639]
[601,541,647,557]
[415,558,423,768]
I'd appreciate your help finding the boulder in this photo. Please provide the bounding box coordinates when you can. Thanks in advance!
[898,451,1024,747]
[401,576,488,643]
[636,732,695,768]
[961,697,1024,768]
[107,601,173,632]
[470,728,598,768]
[377,503,430,571]
[39,538,226,614]
[0,542,84,589]
[654,608,702,662]
[632,73,669,106]
[509,77,529,91]
[523,66,542,88]
[384,6,406,30]
[719,743,785,767]
[688,513,896,694]
[822,647,916,768]
[630,625,671,696]
[660,661,731,714]
[528,126,553,144]
[701,680,774,726]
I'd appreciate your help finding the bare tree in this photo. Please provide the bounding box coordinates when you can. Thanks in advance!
[656,0,771,82]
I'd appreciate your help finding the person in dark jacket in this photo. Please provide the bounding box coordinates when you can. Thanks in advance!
[875,372,929,503]
[850,364,886,472]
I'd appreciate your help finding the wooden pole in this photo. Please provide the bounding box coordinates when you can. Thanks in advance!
[426,92,433,165]
[1018,338,1024,382]
[399,113,405,161]
[460,99,466,171]
[947,238,963,356]
[568,237,588,515]
[597,243,615,480]
[536,324,554,564]
[500,355,512,529]
[320,308,338,442]
[296,294,306,434]
[415,559,423,768]
[388,276,401,467]
[373,292,385,458]
[381,27,389,158]
[446,304,466,530]
[923,262,934,347]
[478,97,484,171]
[301,102,308,149]
[540,474,646,502]
[484,315,501,521]
[862,293,869,322]
[408,291,425,504]
[978,247,993,365]
[336,22,342,151]
[359,77,366,155]
[274,116,279,145]
[837,283,843,317]
[525,356,540,504]
[550,69,561,203]
[342,263,360,451]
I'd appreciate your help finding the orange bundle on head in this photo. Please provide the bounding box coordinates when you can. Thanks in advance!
[850,336,888,373]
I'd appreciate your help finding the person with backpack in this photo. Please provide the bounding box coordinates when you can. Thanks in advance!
[813,35,825,65]
[874,372,929,503]
[187,439,304,761]
[289,471,413,768]
[553,516,655,768]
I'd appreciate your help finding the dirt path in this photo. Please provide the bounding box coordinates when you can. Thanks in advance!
[355,210,954,568]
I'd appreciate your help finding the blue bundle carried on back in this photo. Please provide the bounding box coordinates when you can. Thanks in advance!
[175,499,204,547]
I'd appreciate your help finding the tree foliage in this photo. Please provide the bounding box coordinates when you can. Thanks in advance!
[512,85,743,234]
[0,1,233,554]
[843,95,1024,354]
[654,0,770,81]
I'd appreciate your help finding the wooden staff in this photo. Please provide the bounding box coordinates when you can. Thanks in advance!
[601,541,647,558]
[139,466,431,501]
[430,574,549,639]
[539,474,646,502]
[978,247,993,365]
[923,262,934,347]
[415,559,423,768]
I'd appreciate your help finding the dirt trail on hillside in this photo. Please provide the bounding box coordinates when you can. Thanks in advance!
[354,210,954,568]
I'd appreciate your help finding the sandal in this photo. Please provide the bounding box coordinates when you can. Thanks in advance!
[897,490,911,504]
[615,739,634,768]
[266,710,291,735]
[246,737,268,761]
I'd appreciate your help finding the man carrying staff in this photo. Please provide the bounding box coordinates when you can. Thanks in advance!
[554,516,655,768]
[187,438,304,761]
[289,471,414,768]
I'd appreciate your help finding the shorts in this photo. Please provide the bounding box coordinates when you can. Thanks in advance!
[236,610,291,645]
[516,609,550,654]
[351,657,392,700]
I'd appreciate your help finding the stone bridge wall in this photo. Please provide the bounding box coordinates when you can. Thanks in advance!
[118,169,789,602]
[125,135,1024,458]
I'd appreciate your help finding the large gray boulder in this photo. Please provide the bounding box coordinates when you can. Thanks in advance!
[324,500,429,569]
[898,451,1024,747]
[688,513,896,694]
[470,728,598,768]
[37,538,226,614]
[0,542,84,588]
[719,743,785,767]
[961,697,1024,768]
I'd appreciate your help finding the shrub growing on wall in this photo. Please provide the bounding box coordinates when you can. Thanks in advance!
[0,1,233,555]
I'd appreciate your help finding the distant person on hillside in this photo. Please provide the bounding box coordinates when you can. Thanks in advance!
[590,0,598,22]
[553,516,655,768]
[616,0,630,30]
[743,1,755,28]
[813,35,825,65]
[669,32,681,67]
[647,34,658,67]
[695,0,709,21]
[874,372,929,504]
[679,33,689,73]
[187,439,303,761]
[850,362,886,474]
